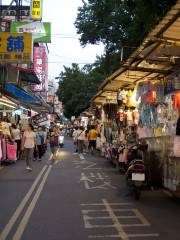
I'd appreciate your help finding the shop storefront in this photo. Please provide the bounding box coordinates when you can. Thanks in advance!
[89,2,180,196]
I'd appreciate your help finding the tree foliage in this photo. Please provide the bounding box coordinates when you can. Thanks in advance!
[75,0,176,52]
[57,62,106,118]
[57,0,176,117]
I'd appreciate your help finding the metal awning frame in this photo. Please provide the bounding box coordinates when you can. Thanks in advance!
[91,1,180,105]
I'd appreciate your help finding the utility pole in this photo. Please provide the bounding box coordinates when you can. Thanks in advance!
[15,0,23,21]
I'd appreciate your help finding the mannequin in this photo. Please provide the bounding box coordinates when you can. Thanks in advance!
[126,109,133,126]
[133,108,140,125]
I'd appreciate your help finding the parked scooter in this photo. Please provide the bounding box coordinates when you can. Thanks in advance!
[59,135,64,148]
[126,143,147,200]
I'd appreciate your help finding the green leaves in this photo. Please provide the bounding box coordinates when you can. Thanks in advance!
[58,0,176,118]
[75,0,176,52]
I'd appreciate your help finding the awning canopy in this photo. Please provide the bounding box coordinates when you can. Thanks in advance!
[6,83,41,105]
[7,65,40,84]
[91,1,180,104]
[0,95,17,109]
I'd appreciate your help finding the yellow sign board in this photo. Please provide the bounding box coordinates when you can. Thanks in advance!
[31,0,42,20]
[0,32,32,63]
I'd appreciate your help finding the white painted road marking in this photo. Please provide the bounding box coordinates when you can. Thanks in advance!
[0,165,48,240]
[102,199,129,240]
[82,199,160,239]
[80,173,116,190]
[12,165,52,240]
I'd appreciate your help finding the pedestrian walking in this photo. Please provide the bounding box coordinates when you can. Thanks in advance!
[22,124,36,171]
[35,126,45,161]
[88,125,97,154]
[72,126,79,152]
[49,125,59,160]
[84,129,89,153]
[11,124,22,160]
[77,126,85,154]
[42,126,47,154]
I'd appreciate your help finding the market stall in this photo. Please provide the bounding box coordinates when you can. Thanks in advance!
[90,1,180,194]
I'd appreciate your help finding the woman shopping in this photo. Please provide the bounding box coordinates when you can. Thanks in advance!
[22,124,36,171]
[49,125,59,160]
[11,124,22,160]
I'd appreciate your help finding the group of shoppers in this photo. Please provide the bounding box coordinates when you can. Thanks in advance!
[1,121,53,171]
[15,124,48,171]
[73,126,97,154]
[22,123,61,171]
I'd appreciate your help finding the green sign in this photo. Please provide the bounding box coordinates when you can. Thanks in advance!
[10,22,51,43]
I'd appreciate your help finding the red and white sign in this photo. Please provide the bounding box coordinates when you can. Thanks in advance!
[33,46,46,92]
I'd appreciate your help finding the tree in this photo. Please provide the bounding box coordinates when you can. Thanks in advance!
[75,0,176,53]
[57,63,104,118]
[58,0,177,117]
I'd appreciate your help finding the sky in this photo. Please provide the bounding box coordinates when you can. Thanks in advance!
[2,0,104,80]
[42,0,104,80]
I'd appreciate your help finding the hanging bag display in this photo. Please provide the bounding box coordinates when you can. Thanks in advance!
[173,136,180,157]
[7,142,17,161]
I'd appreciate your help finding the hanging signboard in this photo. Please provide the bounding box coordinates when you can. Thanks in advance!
[32,113,48,126]
[0,32,32,63]
[11,22,51,43]
[33,46,46,92]
[30,0,43,20]
[0,5,30,17]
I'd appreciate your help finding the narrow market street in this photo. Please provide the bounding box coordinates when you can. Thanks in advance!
[0,137,180,240]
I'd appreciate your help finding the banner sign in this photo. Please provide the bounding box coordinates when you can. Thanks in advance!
[32,113,48,125]
[0,32,32,63]
[33,46,46,92]
[0,5,30,17]
[30,0,43,20]
[11,22,51,43]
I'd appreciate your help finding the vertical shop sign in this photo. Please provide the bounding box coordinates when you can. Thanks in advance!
[33,46,46,92]
[31,0,42,20]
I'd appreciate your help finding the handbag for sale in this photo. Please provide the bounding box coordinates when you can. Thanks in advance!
[173,136,180,157]
[7,142,17,161]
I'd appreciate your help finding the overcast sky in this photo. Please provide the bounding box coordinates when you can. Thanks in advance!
[43,0,104,79]
[2,0,104,79]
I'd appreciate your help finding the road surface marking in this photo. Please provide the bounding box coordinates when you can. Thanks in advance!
[102,199,129,240]
[85,216,137,220]
[132,209,150,226]
[81,203,132,206]
[82,200,159,239]
[88,233,159,238]
[80,173,116,190]
[12,165,52,240]
[80,173,94,189]
[0,165,48,240]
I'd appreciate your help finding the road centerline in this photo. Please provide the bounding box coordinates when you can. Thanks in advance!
[0,165,48,240]
[12,165,53,240]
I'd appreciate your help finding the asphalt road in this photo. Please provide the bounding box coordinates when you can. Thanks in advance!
[0,137,180,240]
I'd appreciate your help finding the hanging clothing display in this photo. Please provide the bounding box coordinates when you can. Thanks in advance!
[176,116,180,136]
[173,92,180,110]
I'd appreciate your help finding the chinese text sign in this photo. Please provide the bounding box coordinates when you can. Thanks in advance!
[0,32,32,63]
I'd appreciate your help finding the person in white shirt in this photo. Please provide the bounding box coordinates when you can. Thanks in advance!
[11,124,21,160]
[72,126,79,152]
[77,126,85,154]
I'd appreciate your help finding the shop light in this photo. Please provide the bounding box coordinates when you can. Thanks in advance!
[0,99,16,107]
[0,102,16,109]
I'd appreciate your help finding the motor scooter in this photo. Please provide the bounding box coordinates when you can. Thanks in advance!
[59,135,64,148]
[126,143,147,200]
